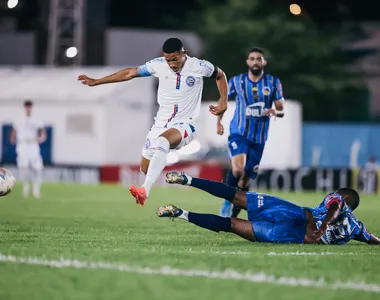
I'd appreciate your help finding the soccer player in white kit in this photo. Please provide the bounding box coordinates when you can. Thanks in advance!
[78,38,228,205]
[10,100,46,198]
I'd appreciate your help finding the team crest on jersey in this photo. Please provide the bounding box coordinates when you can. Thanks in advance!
[144,138,151,149]
[262,87,271,95]
[186,76,196,87]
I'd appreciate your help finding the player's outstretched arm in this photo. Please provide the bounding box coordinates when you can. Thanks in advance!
[273,99,285,118]
[78,67,141,87]
[38,128,47,144]
[368,234,380,245]
[9,128,16,145]
[314,202,341,239]
[209,67,228,116]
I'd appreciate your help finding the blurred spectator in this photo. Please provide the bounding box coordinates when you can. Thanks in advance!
[359,155,379,194]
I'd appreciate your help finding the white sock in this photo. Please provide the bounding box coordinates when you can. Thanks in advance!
[186,175,192,185]
[177,209,189,221]
[32,169,42,198]
[142,136,170,196]
[19,168,29,196]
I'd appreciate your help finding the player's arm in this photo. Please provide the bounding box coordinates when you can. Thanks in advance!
[216,77,236,135]
[273,99,285,118]
[198,59,227,116]
[314,198,342,238]
[368,234,380,245]
[209,67,228,116]
[38,127,47,144]
[354,221,380,245]
[10,128,16,145]
[78,67,141,87]
[268,77,285,118]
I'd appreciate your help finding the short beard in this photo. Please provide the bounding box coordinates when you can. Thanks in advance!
[249,68,262,76]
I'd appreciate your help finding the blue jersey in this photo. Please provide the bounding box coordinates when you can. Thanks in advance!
[312,192,372,245]
[228,73,284,144]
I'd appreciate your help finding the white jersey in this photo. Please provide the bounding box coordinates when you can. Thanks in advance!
[137,55,216,126]
[13,116,44,152]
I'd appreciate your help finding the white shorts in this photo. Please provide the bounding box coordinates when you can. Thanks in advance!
[142,121,196,160]
[16,145,43,171]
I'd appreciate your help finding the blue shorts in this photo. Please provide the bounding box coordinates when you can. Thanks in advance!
[228,134,265,178]
[246,192,307,244]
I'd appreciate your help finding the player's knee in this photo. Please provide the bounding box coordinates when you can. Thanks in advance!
[156,136,170,152]
[232,168,244,180]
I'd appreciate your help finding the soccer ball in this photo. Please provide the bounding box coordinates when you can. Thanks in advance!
[0,168,16,196]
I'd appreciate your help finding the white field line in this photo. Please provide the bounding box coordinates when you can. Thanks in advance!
[110,249,365,257]
[267,252,360,256]
[109,249,250,255]
[0,253,379,293]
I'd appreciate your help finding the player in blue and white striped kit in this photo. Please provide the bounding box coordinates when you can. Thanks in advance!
[158,171,380,245]
[216,47,285,218]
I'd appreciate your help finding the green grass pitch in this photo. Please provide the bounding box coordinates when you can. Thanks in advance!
[0,183,379,300]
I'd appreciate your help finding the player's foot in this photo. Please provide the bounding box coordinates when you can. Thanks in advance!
[129,186,147,206]
[156,204,184,219]
[219,200,232,217]
[165,171,189,185]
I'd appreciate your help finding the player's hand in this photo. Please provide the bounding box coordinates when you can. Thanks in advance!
[37,137,46,144]
[209,103,227,116]
[217,122,224,135]
[78,74,97,86]
[313,222,329,240]
[266,108,277,117]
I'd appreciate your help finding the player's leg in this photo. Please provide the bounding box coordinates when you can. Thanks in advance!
[157,204,255,242]
[31,155,43,199]
[231,143,265,218]
[16,154,30,197]
[220,135,248,217]
[140,156,150,174]
[130,123,195,205]
[166,171,248,210]
[140,128,181,195]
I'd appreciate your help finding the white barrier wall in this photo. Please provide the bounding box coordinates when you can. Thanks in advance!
[195,100,302,169]
[0,67,156,165]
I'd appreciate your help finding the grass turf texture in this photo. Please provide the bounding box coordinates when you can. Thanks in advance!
[0,183,379,300]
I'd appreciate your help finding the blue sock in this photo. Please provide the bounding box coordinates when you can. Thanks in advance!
[188,212,231,232]
[190,177,237,200]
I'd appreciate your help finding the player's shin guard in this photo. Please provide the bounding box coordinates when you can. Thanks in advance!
[142,137,170,196]
[188,212,231,233]
[190,177,237,201]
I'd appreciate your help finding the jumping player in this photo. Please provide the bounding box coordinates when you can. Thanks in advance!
[78,38,228,205]
[157,171,380,245]
[217,47,285,218]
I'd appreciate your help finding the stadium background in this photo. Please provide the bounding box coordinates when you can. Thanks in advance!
[1,0,379,194]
